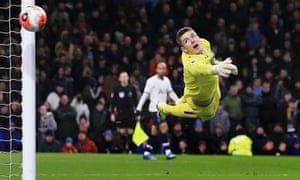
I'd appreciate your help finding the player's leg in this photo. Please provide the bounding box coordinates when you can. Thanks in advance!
[126,114,137,154]
[116,112,129,153]
[143,118,157,160]
[123,111,136,154]
[157,101,198,120]
[157,119,176,159]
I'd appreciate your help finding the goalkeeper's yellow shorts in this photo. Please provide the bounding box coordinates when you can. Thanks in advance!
[186,88,221,120]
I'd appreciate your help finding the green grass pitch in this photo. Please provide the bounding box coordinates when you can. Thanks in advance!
[1,153,300,180]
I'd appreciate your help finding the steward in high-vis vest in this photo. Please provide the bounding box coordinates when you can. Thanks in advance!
[228,128,253,156]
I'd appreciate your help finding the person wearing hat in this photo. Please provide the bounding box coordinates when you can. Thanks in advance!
[97,129,123,154]
[61,137,78,153]
[187,119,209,154]
[38,130,61,152]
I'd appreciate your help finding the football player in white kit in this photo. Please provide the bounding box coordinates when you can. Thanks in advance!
[135,62,178,160]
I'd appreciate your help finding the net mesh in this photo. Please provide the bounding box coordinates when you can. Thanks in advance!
[0,0,23,179]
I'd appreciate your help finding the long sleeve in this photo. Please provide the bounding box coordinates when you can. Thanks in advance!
[187,60,213,76]
[136,92,149,112]
[169,91,178,102]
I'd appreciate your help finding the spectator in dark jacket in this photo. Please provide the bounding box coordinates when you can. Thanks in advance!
[241,85,263,129]
[54,95,78,142]
[187,119,209,154]
[269,123,288,155]
[39,130,61,152]
[251,126,274,155]
[260,81,278,133]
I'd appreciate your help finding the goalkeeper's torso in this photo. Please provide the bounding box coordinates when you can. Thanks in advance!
[181,38,218,101]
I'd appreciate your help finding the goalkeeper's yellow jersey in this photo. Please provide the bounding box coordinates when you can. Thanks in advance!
[181,38,218,102]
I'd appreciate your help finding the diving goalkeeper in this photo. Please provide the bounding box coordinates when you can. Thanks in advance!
[157,27,238,121]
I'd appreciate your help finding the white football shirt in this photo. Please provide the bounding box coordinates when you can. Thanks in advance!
[136,75,178,112]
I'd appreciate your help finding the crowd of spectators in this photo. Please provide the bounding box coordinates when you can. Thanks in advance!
[2,0,300,155]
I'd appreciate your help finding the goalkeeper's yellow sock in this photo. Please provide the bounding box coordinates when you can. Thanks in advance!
[164,103,198,118]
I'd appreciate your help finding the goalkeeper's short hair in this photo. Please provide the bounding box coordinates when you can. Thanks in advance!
[176,26,195,47]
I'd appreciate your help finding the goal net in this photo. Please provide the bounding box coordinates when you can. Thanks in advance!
[0,0,36,180]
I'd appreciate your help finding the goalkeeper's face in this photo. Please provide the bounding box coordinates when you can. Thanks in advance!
[180,30,202,55]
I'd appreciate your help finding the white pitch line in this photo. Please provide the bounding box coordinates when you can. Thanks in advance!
[38,173,289,177]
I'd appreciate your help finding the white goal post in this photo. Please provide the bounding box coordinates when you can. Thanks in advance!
[21,0,36,179]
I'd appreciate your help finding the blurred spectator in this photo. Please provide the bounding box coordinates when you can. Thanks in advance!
[61,137,78,153]
[209,123,228,154]
[55,30,75,62]
[245,20,264,49]
[222,85,244,127]
[78,115,89,134]
[260,81,278,133]
[287,134,300,155]
[44,81,65,111]
[291,80,300,100]
[252,77,262,96]
[169,68,184,97]
[102,64,120,100]
[264,13,284,50]
[90,100,109,138]
[187,119,209,154]
[210,102,230,136]
[251,126,274,155]
[269,123,288,155]
[276,92,293,132]
[70,93,90,127]
[82,75,106,110]
[170,122,187,154]
[228,128,252,156]
[0,121,22,152]
[38,105,57,140]
[38,129,61,152]
[76,131,98,153]
[71,46,85,92]
[54,95,78,142]
[276,68,292,90]
[241,85,263,129]
[295,101,300,135]
[132,49,149,78]
[0,128,4,151]
[97,129,123,153]
[148,47,168,76]
[36,70,51,107]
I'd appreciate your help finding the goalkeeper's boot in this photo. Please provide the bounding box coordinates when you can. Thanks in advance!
[143,152,157,160]
[156,102,167,120]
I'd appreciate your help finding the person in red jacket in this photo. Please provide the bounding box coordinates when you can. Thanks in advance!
[76,131,98,153]
[61,137,78,153]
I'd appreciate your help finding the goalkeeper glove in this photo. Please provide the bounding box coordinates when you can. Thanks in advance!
[214,57,238,76]
[219,57,232,64]
[212,63,238,77]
